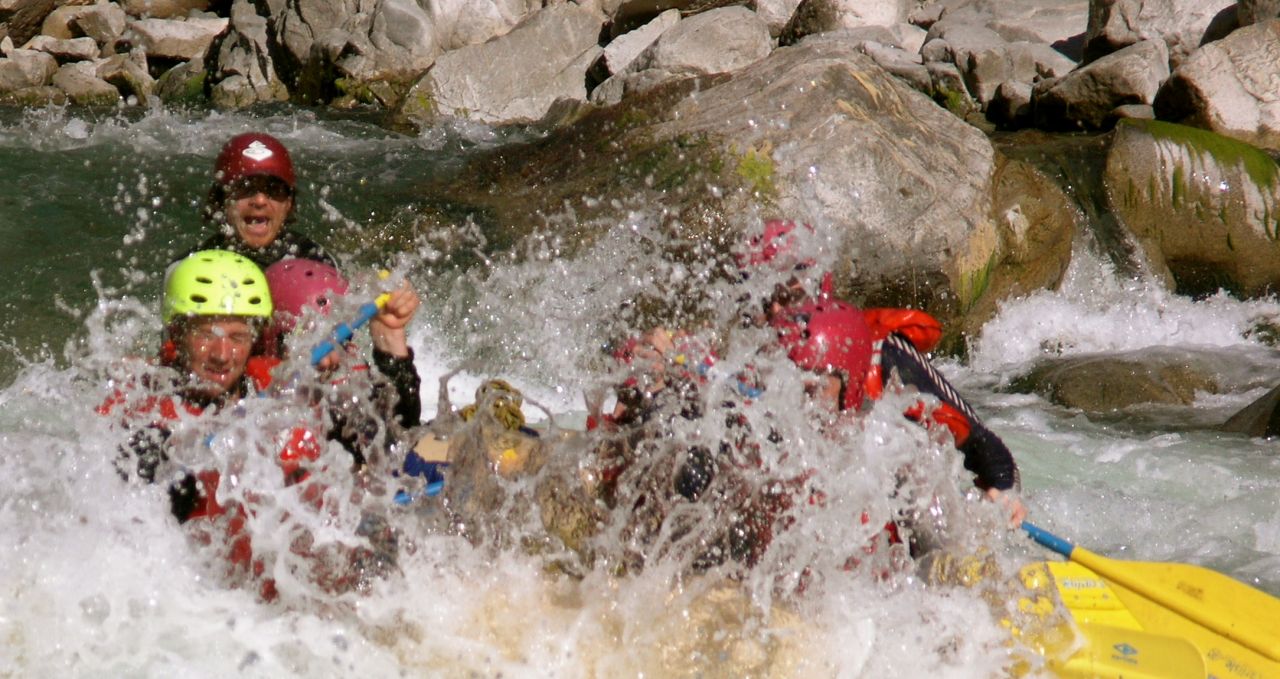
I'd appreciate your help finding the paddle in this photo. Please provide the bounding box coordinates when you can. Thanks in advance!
[1022,521,1280,669]
[309,293,391,366]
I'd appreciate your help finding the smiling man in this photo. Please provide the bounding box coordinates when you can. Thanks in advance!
[184,133,338,270]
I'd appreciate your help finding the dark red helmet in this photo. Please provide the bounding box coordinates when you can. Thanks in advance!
[214,133,296,189]
[772,298,873,411]
[264,259,348,332]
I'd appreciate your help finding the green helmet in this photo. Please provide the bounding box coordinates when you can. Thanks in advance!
[164,250,273,323]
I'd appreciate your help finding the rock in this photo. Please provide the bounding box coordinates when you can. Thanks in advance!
[1112,103,1153,119]
[23,35,99,61]
[207,0,286,108]
[119,0,210,20]
[126,17,227,61]
[1220,383,1280,437]
[420,39,1078,340]
[0,47,55,92]
[1103,118,1280,298]
[1033,38,1168,130]
[0,36,11,55]
[601,8,678,76]
[1238,0,1280,26]
[987,79,1033,126]
[0,83,65,103]
[153,56,205,104]
[861,40,930,92]
[51,60,120,104]
[396,3,603,126]
[1153,20,1280,151]
[97,48,152,101]
[1007,40,1076,79]
[632,7,771,77]
[922,20,1008,66]
[39,4,91,40]
[4,0,57,46]
[1009,348,1221,412]
[430,0,537,52]
[1084,0,1236,68]
[935,0,1089,51]
[779,0,909,44]
[74,2,128,46]
[755,0,803,37]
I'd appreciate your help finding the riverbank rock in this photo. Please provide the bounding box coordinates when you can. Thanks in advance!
[125,16,226,61]
[1083,0,1235,68]
[0,47,55,92]
[396,3,602,126]
[779,0,909,44]
[410,39,1077,344]
[51,59,119,104]
[206,0,286,108]
[1153,20,1280,151]
[933,0,1089,54]
[1103,118,1280,298]
[1032,38,1167,130]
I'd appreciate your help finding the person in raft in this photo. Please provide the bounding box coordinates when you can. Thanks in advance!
[745,219,1026,525]
[181,132,337,270]
[262,257,423,469]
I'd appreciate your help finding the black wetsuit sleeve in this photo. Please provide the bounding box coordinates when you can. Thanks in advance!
[878,333,1020,491]
[116,425,204,523]
[372,348,422,429]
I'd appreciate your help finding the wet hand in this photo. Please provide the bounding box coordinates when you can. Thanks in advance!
[371,281,419,357]
[986,487,1028,526]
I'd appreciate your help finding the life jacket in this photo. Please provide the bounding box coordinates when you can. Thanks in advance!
[860,309,973,447]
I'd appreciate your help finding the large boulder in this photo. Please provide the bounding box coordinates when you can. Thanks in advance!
[74,2,128,46]
[1238,0,1280,26]
[1033,38,1168,130]
[934,0,1089,53]
[1103,118,1280,297]
[119,0,211,20]
[396,3,602,126]
[3,0,57,46]
[1009,348,1222,413]
[23,35,100,61]
[412,39,1078,341]
[1084,0,1236,67]
[779,0,909,44]
[1154,20,1280,151]
[51,60,120,104]
[97,49,153,101]
[600,8,678,77]
[631,7,771,77]
[0,47,55,92]
[126,16,227,61]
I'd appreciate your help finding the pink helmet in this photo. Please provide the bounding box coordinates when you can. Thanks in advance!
[264,259,348,331]
[772,298,873,411]
[214,133,296,189]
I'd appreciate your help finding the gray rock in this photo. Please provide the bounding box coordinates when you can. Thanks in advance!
[399,3,603,125]
[1104,118,1280,297]
[23,35,100,61]
[127,17,228,61]
[780,0,909,44]
[430,0,537,52]
[633,7,772,77]
[755,0,803,37]
[0,37,12,56]
[1033,38,1168,130]
[75,2,129,46]
[207,0,286,108]
[1112,103,1153,119]
[154,57,206,104]
[602,8,678,76]
[1154,20,1280,150]
[922,20,1007,65]
[938,0,1089,50]
[0,48,56,92]
[987,79,1033,126]
[0,84,66,104]
[51,60,120,104]
[1084,0,1236,68]
[39,4,91,40]
[4,0,57,46]
[1006,40,1076,79]
[861,40,930,92]
[97,49,153,102]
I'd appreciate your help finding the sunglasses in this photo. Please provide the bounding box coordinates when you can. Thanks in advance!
[228,176,293,201]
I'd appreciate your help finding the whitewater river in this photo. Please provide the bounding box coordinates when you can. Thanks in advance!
[1,106,1278,678]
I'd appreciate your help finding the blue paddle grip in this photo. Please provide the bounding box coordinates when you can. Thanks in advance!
[1021,521,1075,558]
[310,301,381,365]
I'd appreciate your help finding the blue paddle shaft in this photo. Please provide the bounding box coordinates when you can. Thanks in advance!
[1022,521,1076,559]
[310,300,381,366]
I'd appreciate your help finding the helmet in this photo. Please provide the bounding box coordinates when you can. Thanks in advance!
[214,133,296,190]
[164,250,273,323]
[264,259,348,331]
[772,298,873,411]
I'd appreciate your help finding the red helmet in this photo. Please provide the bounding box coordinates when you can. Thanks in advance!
[214,133,296,189]
[264,259,348,331]
[772,298,873,411]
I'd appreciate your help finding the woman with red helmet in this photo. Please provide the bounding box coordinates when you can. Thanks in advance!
[182,132,337,270]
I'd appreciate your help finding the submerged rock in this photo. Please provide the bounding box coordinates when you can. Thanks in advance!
[1009,348,1221,412]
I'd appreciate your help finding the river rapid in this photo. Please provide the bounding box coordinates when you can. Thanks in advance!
[1,105,1279,678]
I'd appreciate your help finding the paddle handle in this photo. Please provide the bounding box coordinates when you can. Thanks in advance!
[309,294,390,366]
[1022,521,1075,559]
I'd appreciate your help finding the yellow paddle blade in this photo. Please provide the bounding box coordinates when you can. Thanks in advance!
[1054,623,1206,679]
[1071,547,1280,676]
